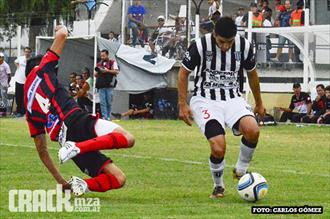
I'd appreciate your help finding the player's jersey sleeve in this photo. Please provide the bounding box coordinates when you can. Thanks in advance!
[242,39,256,72]
[304,93,312,104]
[27,119,45,137]
[289,96,295,110]
[181,42,201,72]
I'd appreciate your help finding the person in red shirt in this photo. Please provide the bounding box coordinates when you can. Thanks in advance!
[24,25,135,196]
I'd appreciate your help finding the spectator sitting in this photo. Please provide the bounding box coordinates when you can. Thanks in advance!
[272,0,294,63]
[108,31,118,42]
[235,7,245,27]
[149,15,167,56]
[75,74,92,112]
[277,83,312,123]
[302,84,326,123]
[112,94,153,119]
[317,85,330,124]
[68,72,78,97]
[127,0,148,48]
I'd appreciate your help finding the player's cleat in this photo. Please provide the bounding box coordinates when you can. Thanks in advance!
[233,168,250,180]
[68,176,89,196]
[210,186,225,199]
[58,141,80,163]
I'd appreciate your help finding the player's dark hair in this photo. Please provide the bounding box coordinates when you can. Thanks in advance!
[101,49,109,55]
[316,84,325,90]
[214,17,237,38]
[325,85,330,92]
[24,47,32,52]
[82,67,90,77]
[25,55,43,77]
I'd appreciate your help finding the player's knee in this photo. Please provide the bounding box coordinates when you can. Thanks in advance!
[124,132,135,148]
[117,173,126,187]
[208,138,226,158]
[211,145,226,158]
[244,127,259,144]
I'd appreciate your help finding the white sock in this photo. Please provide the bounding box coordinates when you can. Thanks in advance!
[209,157,225,188]
[235,137,257,174]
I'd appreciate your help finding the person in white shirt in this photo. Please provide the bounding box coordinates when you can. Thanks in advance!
[208,0,221,19]
[235,7,245,36]
[14,47,32,117]
[108,31,118,43]
[0,52,11,116]
[262,8,273,61]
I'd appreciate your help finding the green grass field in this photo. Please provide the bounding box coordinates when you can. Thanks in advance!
[0,118,329,218]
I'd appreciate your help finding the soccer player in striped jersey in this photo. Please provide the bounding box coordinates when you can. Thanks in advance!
[24,25,135,196]
[178,17,265,198]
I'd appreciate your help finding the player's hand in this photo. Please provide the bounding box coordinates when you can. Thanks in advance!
[179,103,193,126]
[254,104,266,121]
[55,25,68,37]
[62,182,71,192]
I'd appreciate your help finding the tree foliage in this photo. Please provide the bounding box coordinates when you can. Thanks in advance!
[0,0,73,43]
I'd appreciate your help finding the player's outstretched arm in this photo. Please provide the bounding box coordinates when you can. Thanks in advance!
[178,66,193,126]
[247,69,266,119]
[34,134,69,187]
[50,25,68,56]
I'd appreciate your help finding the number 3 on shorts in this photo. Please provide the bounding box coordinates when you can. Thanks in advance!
[202,109,210,120]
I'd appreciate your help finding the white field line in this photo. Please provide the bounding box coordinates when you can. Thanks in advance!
[1,142,329,178]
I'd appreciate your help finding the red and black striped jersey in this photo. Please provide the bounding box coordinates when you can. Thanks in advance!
[24,50,80,139]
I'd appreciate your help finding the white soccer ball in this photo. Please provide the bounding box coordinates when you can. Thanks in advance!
[237,172,268,202]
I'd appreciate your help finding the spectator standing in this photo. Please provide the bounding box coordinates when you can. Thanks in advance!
[0,52,11,116]
[127,0,148,47]
[0,47,9,63]
[302,84,326,123]
[263,8,273,61]
[290,0,305,62]
[14,47,32,117]
[208,0,221,20]
[241,3,262,27]
[317,85,330,124]
[95,50,118,120]
[272,0,294,63]
[235,7,245,37]
[278,83,312,123]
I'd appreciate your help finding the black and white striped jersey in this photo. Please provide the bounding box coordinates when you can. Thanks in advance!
[181,33,256,101]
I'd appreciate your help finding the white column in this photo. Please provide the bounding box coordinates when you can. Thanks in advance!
[121,0,126,44]
[247,11,253,43]
[303,9,310,91]
[93,35,98,115]
[195,14,200,40]
[187,0,191,46]
[165,0,168,21]
[17,26,21,56]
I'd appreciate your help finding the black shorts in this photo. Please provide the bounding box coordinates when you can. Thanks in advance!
[65,111,112,177]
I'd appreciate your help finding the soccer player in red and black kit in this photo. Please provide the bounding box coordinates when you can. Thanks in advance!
[24,25,135,196]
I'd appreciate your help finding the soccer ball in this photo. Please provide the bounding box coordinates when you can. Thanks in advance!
[237,172,268,202]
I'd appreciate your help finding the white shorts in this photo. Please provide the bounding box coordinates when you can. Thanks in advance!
[94,119,120,136]
[190,96,254,136]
